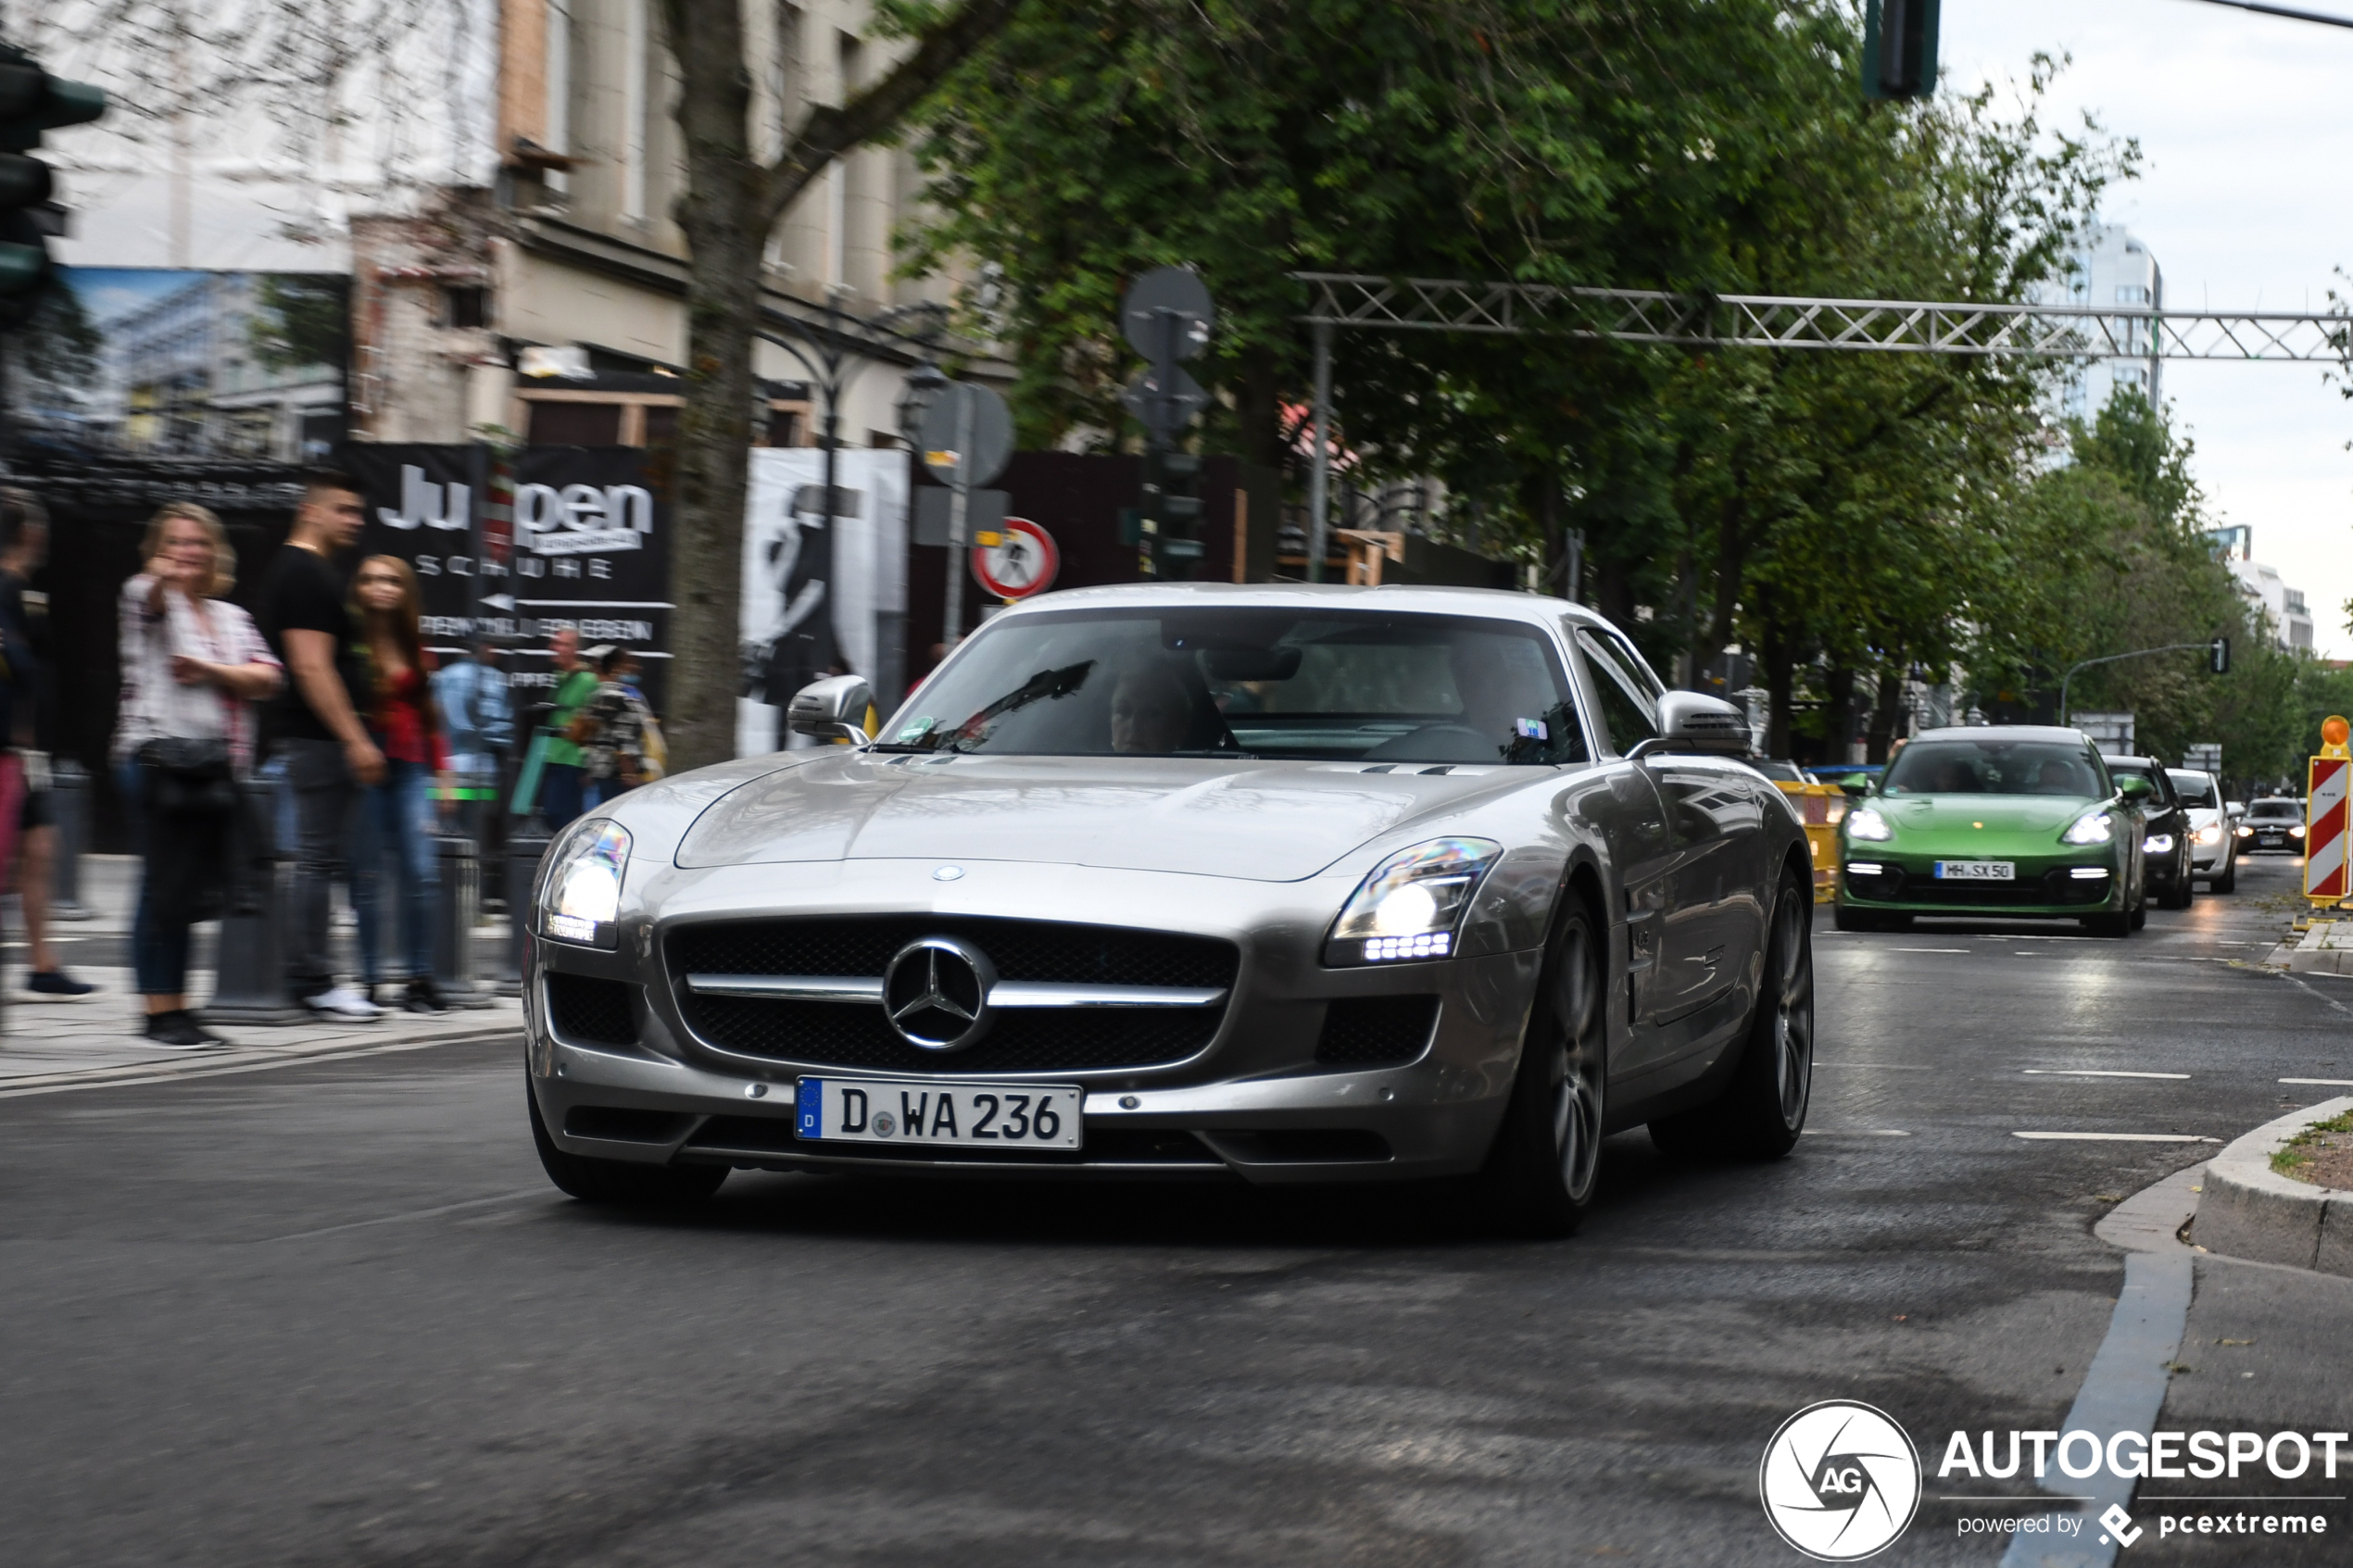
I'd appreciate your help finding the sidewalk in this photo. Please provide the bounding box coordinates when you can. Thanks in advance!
[2,854,524,1095]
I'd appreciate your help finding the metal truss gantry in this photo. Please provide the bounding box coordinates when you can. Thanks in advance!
[1292,271,2353,576]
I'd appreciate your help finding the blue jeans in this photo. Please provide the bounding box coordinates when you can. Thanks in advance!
[352,759,440,985]
[540,760,585,830]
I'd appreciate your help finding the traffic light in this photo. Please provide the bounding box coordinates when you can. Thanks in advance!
[1139,447,1204,576]
[2209,636,2231,676]
[0,46,107,318]
[1863,0,1939,101]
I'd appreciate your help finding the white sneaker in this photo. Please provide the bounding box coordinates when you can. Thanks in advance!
[303,985,384,1021]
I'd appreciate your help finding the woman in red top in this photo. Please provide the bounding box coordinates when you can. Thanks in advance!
[350,556,454,1014]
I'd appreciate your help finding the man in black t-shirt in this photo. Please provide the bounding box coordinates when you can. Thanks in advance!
[258,470,384,1020]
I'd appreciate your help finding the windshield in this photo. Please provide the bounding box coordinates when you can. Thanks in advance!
[2248,799,2302,821]
[883,608,1591,764]
[1754,761,1807,783]
[2169,771,2218,808]
[1881,739,2108,798]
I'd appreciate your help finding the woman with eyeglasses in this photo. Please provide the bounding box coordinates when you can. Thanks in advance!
[112,503,283,1047]
[348,556,455,1014]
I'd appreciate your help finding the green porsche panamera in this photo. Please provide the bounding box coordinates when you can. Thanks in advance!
[1833,726,2147,936]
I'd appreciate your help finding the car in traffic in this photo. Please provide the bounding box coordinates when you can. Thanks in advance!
[1809,762,1882,797]
[1833,725,2144,935]
[2105,756,2193,909]
[2168,767,2235,893]
[2241,797,2307,855]
[523,585,1818,1235]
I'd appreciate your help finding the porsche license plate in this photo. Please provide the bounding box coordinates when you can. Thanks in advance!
[795,1078,1083,1150]
[1933,859,2014,881]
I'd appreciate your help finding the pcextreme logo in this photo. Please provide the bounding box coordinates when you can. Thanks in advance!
[1759,1401,1924,1562]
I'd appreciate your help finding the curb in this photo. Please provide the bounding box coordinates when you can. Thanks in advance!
[2191,1094,2353,1274]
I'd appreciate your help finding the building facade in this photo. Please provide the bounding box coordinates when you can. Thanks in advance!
[2212,528,2316,652]
[2035,221,2165,424]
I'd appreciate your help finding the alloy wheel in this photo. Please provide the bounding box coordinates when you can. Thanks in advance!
[1547,922,1605,1202]
[1768,897,1815,1128]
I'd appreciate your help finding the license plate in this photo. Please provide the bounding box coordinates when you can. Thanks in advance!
[795,1078,1083,1150]
[1933,859,2014,881]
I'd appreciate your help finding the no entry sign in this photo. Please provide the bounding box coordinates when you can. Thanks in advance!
[970,516,1060,600]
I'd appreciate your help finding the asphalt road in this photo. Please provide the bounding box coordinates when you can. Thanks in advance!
[4,852,2347,1567]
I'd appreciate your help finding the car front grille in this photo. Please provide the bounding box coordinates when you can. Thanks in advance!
[1849,868,2108,908]
[1315,996,1440,1066]
[665,917,1240,1073]
[546,972,639,1046]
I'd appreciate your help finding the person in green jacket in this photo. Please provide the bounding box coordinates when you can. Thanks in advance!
[537,627,601,829]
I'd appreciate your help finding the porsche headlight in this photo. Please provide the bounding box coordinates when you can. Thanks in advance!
[1327,837,1501,965]
[2062,810,2113,847]
[1845,806,1893,842]
[2143,834,2175,854]
[538,818,632,948]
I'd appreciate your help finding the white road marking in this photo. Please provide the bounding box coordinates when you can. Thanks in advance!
[2012,1132,2221,1143]
[1894,947,1971,953]
[2280,1077,2353,1086]
[1813,1061,1934,1070]
[1801,1128,1913,1136]
[2021,1069,2192,1080]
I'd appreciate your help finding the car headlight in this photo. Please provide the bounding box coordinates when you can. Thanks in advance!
[2292,823,2307,838]
[537,817,632,949]
[1845,806,1893,842]
[2195,823,2223,846]
[2236,823,2253,837]
[2062,810,2113,846]
[2143,834,2175,854]
[1327,836,1501,965]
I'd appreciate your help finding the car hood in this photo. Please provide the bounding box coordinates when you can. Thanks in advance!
[1873,794,2097,847]
[673,751,1532,881]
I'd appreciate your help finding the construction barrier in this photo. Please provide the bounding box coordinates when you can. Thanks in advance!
[2307,715,2351,907]
[1774,777,1848,903]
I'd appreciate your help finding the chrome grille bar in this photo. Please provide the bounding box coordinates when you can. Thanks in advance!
[686,974,1227,1009]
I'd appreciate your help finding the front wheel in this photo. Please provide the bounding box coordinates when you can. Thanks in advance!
[1651,868,1814,1160]
[528,1080,728,1205]
[2215,857,2238,894]
[1477,899,1607,1237]
[2082,909,2132,938]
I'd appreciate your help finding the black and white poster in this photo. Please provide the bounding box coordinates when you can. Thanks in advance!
[342,444,672,712]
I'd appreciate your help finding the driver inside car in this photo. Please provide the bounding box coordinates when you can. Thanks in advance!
[1110,662,1199,754]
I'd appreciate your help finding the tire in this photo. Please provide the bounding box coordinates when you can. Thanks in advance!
[1477,898,1607,1237]
[2161,864,2193,910]
[2082,909,2132,938]
[2215,857,2237,894]
[2130,897,2147,929]
[528,1080,728,1205]
[1832,903,1876,933]
[1650,869,1814,1161]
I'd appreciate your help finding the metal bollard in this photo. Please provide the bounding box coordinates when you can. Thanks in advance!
[48,759,94,921]
[432,834,494,1008]
[204,775,307,1025]
[499,819,551,997]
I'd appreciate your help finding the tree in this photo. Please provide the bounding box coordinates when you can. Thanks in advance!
[658,0,1019,771]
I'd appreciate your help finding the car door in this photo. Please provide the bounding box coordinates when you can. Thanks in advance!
[1573,622,1769,1071]
[1564,626,1676,1054]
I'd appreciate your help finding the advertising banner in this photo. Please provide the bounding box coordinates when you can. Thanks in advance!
[737,447,908,757]
[342,445,672,711]
[7,267,348,463]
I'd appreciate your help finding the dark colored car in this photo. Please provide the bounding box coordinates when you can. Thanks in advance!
[2105,757,2192,909]
[2241,797,2307,855]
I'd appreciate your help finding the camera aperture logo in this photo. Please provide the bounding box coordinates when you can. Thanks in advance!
[1760,1401,1924,1561]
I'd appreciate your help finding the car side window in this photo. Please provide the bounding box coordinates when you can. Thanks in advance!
[1574,627,1660,752]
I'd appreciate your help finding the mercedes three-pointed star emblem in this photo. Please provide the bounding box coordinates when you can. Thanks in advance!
[881,936,999,1051]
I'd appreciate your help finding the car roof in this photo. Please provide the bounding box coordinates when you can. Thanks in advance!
[988,581,1598,635]
[1906,725,2101,746]
[2104,755,2158,770]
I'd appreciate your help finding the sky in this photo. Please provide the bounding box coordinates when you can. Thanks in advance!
[1942,0,2353,657]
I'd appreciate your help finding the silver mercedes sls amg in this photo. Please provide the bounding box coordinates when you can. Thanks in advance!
[524,583,1816,1234]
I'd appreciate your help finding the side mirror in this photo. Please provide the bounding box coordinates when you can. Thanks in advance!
[2227,800,2245,815]
[1628,691,1750,759]
[2114,773,2155,801]
[786,673,874,747]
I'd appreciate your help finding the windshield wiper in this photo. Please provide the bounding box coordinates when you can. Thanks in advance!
[1167,747,1262,759]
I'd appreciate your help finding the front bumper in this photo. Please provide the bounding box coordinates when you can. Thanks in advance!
[1835,851,2121,918]
[525,857,1554,1184]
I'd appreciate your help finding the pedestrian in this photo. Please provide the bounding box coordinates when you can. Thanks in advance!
[573,646,662,803]
[112,503,283,1047]
[0,488,94,998]
[348,556,455,1014]
[433,632,511,846]
[258,469,384,1021]
[537,626,599,829]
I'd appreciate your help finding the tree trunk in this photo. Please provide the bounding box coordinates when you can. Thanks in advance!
[1866,657,1908,763]
[663,0,764,772]
[657,0,1021,772]
[1763,627,1794,759]
[1820,658,1855,767]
